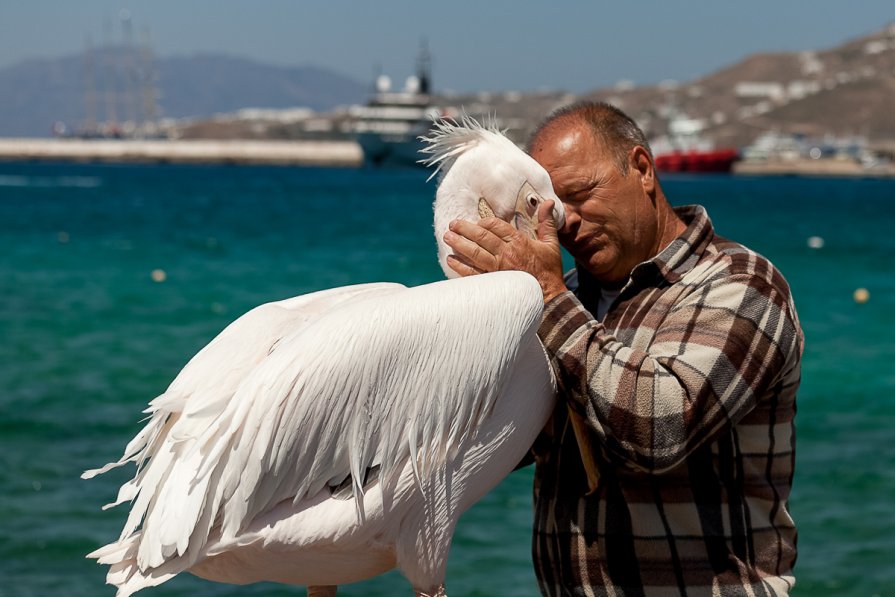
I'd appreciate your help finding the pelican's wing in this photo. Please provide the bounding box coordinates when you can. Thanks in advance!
[83,282,405,528]
[166,282,408,421]
[91,271,545,588]
[222,271,546,523]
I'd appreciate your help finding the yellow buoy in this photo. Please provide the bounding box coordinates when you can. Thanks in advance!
[853,288,870,304]
[151,269,167,283]
[57,231,70,244]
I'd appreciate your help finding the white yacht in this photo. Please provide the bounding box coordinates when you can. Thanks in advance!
[350,45,458,167]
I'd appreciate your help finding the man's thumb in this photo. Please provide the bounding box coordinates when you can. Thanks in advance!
[537,200,560,245]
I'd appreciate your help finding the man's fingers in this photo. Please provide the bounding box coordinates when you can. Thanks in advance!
[448,218,509,252]
[444,228,498,272]
[477,216,518,241]
[445,254,485,277]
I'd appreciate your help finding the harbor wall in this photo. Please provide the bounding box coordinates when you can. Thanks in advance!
[3,138,893,177]
[0,138,364,167]
[733,157,895,177]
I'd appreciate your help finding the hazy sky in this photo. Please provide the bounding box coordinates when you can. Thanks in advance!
[1,1,893,93]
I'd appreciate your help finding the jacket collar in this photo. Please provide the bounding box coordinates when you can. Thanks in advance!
[643,205,715,284]
[574,205,715,293]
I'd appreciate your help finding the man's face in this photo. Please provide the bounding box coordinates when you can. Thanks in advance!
[530,126,659,284]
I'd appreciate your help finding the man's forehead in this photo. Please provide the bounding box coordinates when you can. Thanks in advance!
[552,129,583,153]
[533,122,594,156]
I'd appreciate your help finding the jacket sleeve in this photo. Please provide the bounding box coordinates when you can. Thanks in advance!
[537,274,802,474]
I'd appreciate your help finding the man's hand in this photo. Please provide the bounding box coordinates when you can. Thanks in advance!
[443,200,568,303]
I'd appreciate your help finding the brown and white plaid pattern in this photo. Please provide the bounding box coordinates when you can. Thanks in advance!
[533,206,803,596]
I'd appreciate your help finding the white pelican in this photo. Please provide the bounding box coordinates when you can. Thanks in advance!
[84,118,565,597]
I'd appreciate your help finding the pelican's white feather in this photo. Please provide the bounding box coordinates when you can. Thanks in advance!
[418,114,513,182]
[84,285,406,573]
[87,117,564,596]
[87,272,548,595]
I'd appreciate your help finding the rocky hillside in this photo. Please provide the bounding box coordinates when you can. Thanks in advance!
[426,23,895,150]
[581,23,895,148]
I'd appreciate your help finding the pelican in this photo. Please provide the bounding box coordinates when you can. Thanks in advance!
[84,117,565,597]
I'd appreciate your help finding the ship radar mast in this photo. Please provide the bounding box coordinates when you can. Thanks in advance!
[416,38,431,95]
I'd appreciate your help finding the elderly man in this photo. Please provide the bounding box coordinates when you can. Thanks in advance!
[443,102,803,596]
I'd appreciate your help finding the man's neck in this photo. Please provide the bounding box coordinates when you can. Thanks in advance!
[600,277,627,291]
[577,266,626,293]
[653,198,687,257]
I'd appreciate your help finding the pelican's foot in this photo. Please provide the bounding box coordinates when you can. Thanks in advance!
[414,585,446,597]
[307,586,338,597]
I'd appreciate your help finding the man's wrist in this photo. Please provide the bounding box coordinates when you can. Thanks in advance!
[541,280,568,304]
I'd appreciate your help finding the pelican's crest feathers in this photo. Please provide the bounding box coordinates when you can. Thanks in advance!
[419,114,511,181]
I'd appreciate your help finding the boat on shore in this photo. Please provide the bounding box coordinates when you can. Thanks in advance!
[653,148,739,173]
[350,44,458,167]
[651,110,739,173]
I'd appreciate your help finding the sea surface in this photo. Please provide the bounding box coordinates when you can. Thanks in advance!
[0,161,893,597]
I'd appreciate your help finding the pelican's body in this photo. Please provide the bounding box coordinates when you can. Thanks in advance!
[86,118,565,596]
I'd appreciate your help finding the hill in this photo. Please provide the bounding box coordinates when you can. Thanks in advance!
[0,50,367,137]
[424,23,895,150]
[581,23,895,147]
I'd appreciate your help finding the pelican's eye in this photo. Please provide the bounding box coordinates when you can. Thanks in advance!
[528,195,538,208]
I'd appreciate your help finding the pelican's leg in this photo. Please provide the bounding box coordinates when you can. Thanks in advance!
[414,585,446,597]
[307,586,337,597]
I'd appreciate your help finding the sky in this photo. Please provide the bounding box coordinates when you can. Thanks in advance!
[1,1,893,94]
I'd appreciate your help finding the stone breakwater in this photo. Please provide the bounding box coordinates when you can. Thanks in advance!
[0,138,364,167]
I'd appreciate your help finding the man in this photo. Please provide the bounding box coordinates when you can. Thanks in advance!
[443,102,803,595]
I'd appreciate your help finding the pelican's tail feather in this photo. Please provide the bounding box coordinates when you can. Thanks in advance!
[81,406,170,481]
[88,532,180,597]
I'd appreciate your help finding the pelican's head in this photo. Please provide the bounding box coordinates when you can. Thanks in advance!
[421,116,566,279]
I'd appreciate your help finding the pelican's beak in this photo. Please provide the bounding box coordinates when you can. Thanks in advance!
[477,197,496,219]
[513,182,565,239]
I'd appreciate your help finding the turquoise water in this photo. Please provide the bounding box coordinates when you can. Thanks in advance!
[0,162,893,596]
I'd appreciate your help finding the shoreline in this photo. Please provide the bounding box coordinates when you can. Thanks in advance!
[0,138,364,167]
[732,157,895,178]
[2,138,894,178]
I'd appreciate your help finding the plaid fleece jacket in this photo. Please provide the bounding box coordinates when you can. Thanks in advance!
[533,206,803,596]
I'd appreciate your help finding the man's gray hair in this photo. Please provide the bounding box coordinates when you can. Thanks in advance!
[528,101,653,174]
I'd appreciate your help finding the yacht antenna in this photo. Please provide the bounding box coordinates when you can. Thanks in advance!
[416,38,431,95]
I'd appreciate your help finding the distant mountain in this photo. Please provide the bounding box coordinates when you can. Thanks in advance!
[0,49,368,137]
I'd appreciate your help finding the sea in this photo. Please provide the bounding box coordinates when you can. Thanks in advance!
[0,161,893,597]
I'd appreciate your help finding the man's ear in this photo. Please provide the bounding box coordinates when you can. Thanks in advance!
[629,145,655,195]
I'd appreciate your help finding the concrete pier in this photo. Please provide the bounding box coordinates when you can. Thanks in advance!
[0,138,364,167]
[733,157,895,178]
